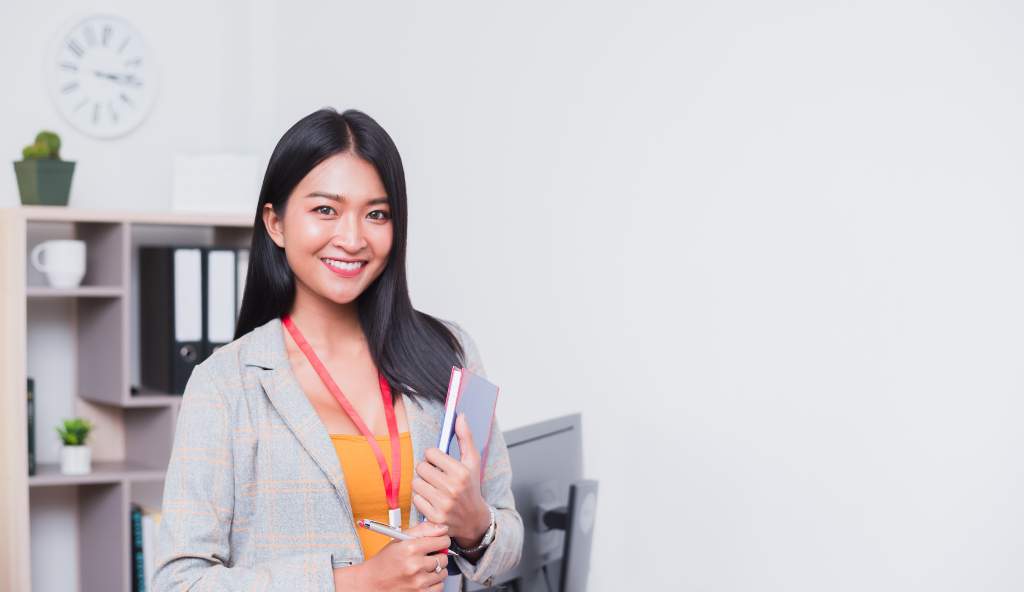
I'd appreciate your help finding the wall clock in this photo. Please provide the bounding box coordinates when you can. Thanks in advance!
[48,14,158,139]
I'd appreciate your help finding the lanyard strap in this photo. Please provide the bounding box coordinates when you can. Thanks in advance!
[281,314,402,524]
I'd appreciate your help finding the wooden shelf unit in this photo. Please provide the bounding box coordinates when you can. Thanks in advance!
[0,206,253,592]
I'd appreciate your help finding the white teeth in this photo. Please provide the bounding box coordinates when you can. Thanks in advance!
[323,259,365,271]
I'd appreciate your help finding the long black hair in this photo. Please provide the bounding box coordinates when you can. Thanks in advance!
[234,107,465,405]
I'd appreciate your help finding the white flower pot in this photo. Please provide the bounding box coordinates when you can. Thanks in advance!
[60,445,91,475]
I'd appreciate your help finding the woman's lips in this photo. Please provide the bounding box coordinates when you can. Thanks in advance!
[321,258,366,278]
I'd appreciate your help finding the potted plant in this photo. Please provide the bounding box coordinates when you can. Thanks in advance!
[14,130,76,206]
[56,417,93,475]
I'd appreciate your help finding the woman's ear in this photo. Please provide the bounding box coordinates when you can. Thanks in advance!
[263,203,285,248]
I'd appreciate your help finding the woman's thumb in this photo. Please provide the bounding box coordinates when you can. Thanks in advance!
[456,415,479,465]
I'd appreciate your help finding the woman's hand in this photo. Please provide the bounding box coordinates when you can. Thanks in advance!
[333,521,450,591]
[413,415,492,549]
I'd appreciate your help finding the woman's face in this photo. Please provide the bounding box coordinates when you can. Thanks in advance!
[264,152,393,307]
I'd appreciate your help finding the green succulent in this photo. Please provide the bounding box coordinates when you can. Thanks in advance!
[22,142,48,159]
[56,417,93,446]
[36,131,60,157]
[22,130,62,160]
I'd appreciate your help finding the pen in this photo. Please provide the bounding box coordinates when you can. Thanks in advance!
[356,519,462,557]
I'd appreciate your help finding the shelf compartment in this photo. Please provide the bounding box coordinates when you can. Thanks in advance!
[125,406,178,471]
[75,222,126,287]
[79,482,129,592]
[26,221,127,289]
[77,297,128,406]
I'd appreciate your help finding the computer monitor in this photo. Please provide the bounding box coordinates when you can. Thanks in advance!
[467,413,598,592]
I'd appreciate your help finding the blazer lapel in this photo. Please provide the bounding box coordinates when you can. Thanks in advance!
[241,318,356,524]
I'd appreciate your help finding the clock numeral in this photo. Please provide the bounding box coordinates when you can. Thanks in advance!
[62,82,79,94]
[102,25,112,47]
[74,98,89,112]
[118,36,131,54]
[125,57,142,68]
[60,62,78,72]
[67,39,84,58]
[120,92,134,107]
[93,103,100,125]
[108,101,119,123]
[83,25,96,47]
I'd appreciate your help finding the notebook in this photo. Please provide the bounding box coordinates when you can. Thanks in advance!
[431,366,500,575]
[437,366,501,478]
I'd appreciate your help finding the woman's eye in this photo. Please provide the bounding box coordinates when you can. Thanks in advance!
[368,210,391,221]
[314,205,336,216]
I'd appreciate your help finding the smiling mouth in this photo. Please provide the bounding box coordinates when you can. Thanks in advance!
[321,258,367,271]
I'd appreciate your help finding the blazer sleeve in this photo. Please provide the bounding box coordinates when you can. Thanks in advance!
[152,362,337,592]
[444,321,525,585]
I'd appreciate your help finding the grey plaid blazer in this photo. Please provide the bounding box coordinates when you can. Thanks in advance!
[153,316,523,590]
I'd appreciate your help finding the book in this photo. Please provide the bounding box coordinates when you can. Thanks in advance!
[130,505,145,592]
[437,367,501,477]
[27,378,34,476]
[140,506,163,591]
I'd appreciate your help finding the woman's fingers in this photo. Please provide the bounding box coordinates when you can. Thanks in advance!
[413,456,450,487]
[422,551,448,572]
[424,447,466,476]
[417,552,449,588]
[412,491,445,526]
[409,534,452,556]
[412,477,450,512]
[416,568,447,591]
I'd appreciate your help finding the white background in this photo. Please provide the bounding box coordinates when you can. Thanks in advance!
[4,1,1024,590]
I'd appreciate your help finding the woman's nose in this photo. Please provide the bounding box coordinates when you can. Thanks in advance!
[331,213,367,251]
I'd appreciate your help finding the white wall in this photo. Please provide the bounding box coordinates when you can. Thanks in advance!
[267,1,1024,590]
[7,1,1024,590]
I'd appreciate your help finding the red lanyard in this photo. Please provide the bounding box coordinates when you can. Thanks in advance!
[281,314,403,528]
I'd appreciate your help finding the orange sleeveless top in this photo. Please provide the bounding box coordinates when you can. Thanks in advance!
[330,431,414,559]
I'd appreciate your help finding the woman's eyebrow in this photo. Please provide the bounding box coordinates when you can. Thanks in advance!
[304,191,389,205]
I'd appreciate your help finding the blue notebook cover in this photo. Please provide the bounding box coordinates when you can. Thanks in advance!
[437,366,500,472]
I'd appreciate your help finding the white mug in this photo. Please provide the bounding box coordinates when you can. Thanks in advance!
[31,240,87,288]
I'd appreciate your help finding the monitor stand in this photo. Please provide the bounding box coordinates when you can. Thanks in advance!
[540,480,599,592]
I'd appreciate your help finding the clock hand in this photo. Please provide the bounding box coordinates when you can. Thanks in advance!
[92,70,142,86]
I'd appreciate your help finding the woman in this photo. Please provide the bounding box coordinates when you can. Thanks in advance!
[153,108,523,591]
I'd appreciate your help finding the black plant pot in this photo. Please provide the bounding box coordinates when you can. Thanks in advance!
[14,159,76,206]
